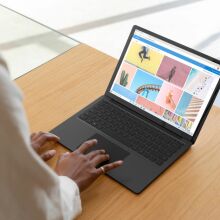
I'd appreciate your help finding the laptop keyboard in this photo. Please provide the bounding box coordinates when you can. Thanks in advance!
[79,100,183,166]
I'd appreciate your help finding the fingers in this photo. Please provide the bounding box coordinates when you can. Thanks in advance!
[96,160,123,176]
[77,139,97,154]
[32,131,60,142]
[30,132,38,141]
[41,150,56,161]
[86,149,105,160]
[31,131,45,141]
[91,154,109,166]
[32,132,60,150]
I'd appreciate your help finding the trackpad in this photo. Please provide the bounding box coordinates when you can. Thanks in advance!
[85,134,129,167]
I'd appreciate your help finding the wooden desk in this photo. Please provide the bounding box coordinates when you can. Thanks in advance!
[16,44,220,220]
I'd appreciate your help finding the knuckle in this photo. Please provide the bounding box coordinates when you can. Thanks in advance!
[90,151,96,156]
[73,149,79,154]
[80,155,87,162]
[100,154,109,161]
[93,150,100,156]
[41,136,48,141]
[44,152,50,158]
[99,155,105,161]
[33,143,40,150]
[83,141,90,147]
[90,168,97,175]
[40,133,47,139]
[88,161,95,169]
[105,164,112,170]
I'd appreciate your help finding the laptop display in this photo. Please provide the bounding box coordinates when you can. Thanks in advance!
[110,30,220,136]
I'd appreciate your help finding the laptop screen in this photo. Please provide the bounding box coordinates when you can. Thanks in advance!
[110,29,220,136]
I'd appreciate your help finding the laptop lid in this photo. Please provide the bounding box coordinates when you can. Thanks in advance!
[106,25,220,143]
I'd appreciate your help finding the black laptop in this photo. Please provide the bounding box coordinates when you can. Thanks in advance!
[52,25,220,193]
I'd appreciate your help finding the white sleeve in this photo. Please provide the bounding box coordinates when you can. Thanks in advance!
[59,176,82,219]
[0,55,8,70]
[0,65,82,220]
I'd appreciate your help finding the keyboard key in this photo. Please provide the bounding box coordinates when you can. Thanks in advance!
[79,100,183,166]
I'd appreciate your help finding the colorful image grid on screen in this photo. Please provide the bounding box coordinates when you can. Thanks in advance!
[110,34,219,135]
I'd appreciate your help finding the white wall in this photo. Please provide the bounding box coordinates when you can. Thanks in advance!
[0,0,219,106]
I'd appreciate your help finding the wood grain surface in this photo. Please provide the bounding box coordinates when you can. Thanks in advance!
[16,44,220,220]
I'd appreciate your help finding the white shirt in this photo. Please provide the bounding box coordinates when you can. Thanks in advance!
[0,63,82,220]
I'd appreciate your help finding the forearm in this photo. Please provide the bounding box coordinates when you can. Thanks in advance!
[59,176,82,219]
[0,70,81,220]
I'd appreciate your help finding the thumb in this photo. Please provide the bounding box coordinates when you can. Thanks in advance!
[41,150,56,161]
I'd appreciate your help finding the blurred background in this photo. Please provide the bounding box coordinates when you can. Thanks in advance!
[0,0,219,105]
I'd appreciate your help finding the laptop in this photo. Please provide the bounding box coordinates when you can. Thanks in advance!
[51,25,220,193]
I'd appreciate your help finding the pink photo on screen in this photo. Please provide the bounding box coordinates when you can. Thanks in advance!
[157,56,191,88]
[156,82,183,111]
[115,61,137,89]
[136,96,165,116]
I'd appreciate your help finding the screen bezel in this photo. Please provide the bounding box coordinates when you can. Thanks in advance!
[105,25,220,143]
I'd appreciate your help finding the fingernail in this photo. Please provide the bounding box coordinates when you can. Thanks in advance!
[63,152,70,157]
[50,133,60,139]
[48,150,55,155]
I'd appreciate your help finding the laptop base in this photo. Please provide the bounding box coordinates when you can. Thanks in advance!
[52,96,191,193]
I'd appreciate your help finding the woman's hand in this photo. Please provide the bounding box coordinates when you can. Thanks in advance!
[31,131,60,161]
[55,139,123,192]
